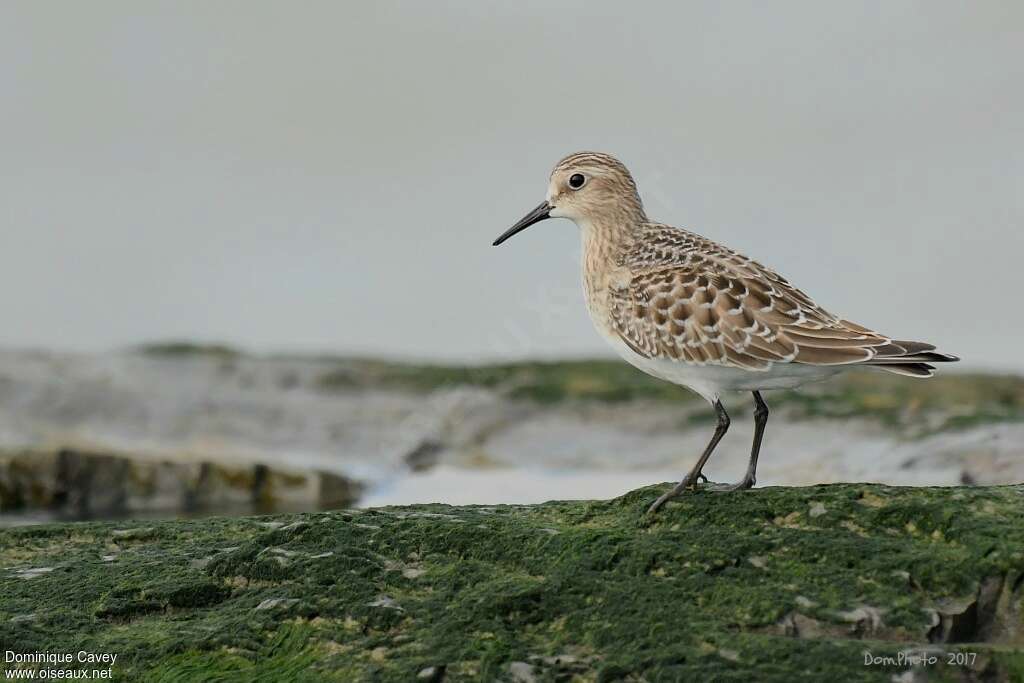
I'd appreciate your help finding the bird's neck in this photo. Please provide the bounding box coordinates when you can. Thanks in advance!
[579,211,645,306]
[579,210,645,266]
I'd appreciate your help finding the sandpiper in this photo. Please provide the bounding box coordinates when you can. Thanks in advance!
[493,152,958,513]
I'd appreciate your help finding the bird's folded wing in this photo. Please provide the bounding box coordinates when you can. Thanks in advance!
[608,258,893,370]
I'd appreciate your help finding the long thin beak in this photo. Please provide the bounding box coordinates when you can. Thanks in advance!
[492,201,552,246]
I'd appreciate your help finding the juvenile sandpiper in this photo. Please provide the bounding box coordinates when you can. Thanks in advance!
[493,152,958,513]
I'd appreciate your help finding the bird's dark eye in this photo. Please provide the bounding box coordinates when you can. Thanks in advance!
[568,173,586,190]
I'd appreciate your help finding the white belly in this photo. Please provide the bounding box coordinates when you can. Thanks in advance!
[599,329,840,404]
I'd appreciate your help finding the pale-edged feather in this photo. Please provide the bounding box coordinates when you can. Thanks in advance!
[608,224,958,373]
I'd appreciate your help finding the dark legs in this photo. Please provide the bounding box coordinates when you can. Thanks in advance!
[647,400,730,513]
[716,391,769,492]
[648,392,770,513]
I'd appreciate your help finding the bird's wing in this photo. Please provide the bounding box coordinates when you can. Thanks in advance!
[608,242,894,370]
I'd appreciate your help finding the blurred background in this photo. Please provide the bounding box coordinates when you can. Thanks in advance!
[1,2,1021,524]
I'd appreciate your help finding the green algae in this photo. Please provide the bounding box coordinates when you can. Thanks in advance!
[314,358,695,405]
[3,484,1023,681]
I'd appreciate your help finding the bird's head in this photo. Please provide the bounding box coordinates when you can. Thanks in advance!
[493,152,645,246]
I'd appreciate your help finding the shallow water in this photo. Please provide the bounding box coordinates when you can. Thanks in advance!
[360,465,689,507]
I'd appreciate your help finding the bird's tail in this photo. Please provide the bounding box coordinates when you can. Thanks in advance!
[865,340,959,378]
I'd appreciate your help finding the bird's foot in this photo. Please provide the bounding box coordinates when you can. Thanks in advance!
[706,476,756,493]
[647,473,706,514]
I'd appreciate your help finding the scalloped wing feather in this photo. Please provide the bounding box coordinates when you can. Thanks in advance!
[607,226,900,370]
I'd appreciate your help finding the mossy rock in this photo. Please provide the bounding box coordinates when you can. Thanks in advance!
[135,341,243,359]
[2,484,1023,681]
[128,348,1024,433]
[312,358,1024,435]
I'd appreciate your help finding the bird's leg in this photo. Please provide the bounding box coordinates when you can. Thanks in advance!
[713,391,768,492]
[648,400,730,513]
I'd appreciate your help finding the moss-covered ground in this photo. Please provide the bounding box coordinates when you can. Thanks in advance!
[3,484,1023,681]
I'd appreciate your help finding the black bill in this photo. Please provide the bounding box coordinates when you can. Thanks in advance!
[492,201,552,246]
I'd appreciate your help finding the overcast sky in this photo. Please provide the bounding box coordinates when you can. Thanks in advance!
[1,2,1021,369]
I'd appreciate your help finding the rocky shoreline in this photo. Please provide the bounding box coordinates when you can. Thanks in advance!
[1,348,1022,519]
[0,448,361,523]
